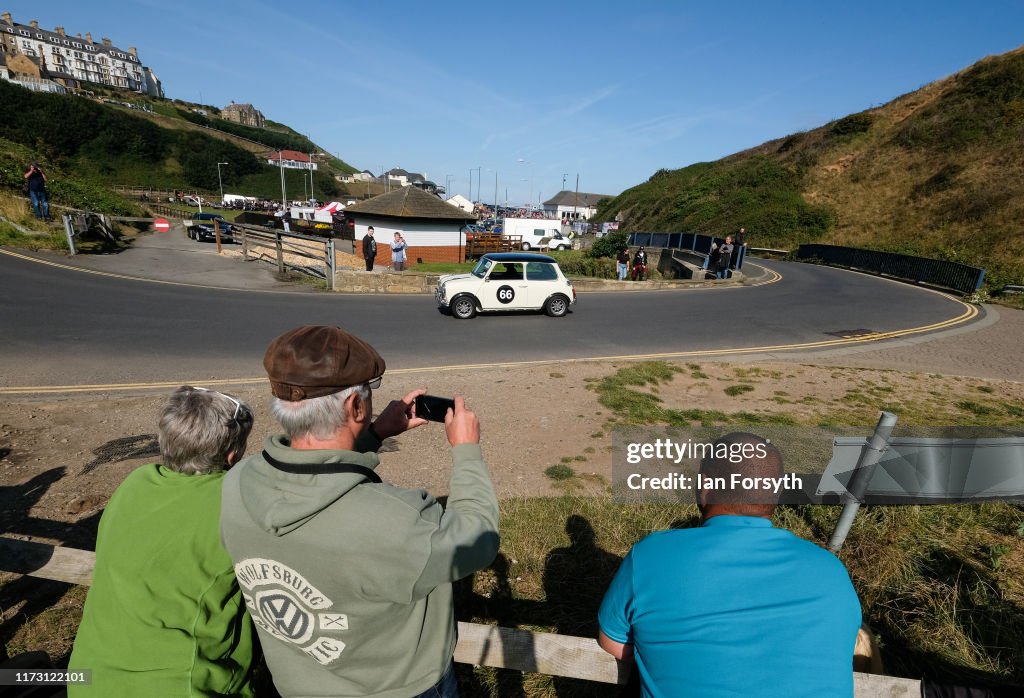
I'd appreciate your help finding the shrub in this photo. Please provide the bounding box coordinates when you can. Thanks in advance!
[588,230,629,259]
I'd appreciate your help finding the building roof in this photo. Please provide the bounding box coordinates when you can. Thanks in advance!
[542,190,614,207]
[224,102,258,111]
[1,19,141,65]
[267,150,311,162]
[345,186,477,221]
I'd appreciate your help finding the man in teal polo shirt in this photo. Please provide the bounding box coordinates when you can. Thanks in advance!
[598,433,862,698]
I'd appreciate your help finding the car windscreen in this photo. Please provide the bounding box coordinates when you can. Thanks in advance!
[472,258,493,278]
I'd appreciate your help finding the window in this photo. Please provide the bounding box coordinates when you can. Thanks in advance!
[526,262,558,281]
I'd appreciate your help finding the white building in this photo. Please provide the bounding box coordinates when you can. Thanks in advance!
[541,190,614,221]
[266,150,318,171]
[0,13,161,96]
[445,194,474,213]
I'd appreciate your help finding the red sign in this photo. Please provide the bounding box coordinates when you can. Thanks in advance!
[153,218,170,233]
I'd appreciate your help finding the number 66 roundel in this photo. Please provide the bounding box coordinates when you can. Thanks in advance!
[497,285,515,303]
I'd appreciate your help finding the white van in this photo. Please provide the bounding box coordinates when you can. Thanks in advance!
[502,217,572,251]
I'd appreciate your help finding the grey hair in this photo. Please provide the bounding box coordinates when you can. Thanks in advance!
[158,386,254,475]
[270,384,370,440]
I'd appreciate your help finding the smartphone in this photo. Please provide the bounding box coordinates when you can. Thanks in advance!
[415,394,455,422]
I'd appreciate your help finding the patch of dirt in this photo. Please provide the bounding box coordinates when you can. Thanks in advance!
[3,358,1022,551]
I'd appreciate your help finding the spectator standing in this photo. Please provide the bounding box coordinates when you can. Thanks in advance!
[631,246,649,281]
[598,433,861,698]
[69,386,256,697]
[391,231,408,271]
[219,325,499,698]
[732,227,747,270]
[616,248,631,281]
[362,225,377,271]
[23,163,50,221]
[717,236,733,279]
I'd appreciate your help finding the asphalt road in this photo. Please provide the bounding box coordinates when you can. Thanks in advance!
[0,248,976,390]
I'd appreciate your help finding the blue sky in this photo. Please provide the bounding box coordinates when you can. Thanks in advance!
[8,1,1024,206]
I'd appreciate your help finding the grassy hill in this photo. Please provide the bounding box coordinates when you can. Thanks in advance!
[596,46,1024,288]
[0,80,360,219]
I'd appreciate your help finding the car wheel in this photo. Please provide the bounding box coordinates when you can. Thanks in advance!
[451,295,477,320]
[545,294,569,317]
[522,242,531,251]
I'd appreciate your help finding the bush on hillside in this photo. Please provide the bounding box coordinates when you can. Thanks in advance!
[828,113,873,138]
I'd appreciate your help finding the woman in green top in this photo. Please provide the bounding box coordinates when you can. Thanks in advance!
[69,386,256,697]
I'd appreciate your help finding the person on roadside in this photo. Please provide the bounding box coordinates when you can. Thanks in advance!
[617,248,631,281]
[23,163,50,221]
[631,246,649,281]
[219,325,500,698]
[732,227,747,270]
[69,386,256,697]
[391,231,408,271]
[717,235,734,279]
[362,225,377,271]
[598,432,861,698]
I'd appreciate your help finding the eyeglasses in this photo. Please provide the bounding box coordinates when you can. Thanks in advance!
[367,376,382,390]
[192,386,242,421]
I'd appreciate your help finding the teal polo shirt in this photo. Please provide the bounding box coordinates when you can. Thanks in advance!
[598,515,861,698]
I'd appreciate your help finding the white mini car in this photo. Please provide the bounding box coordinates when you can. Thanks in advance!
[436,253,577,319]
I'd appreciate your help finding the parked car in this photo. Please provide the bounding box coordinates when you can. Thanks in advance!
[187,212,234,243]
[435,252,576,319]
[183,195,206,207]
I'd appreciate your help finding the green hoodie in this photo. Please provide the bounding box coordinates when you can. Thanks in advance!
[219,433,499,698]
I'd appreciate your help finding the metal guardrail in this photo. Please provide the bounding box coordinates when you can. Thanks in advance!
[627,232,746,270]
[796,244,986,295]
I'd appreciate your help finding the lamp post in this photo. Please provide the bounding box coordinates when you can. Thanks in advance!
[216,161,228,203]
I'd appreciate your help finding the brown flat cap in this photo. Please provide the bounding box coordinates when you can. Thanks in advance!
[264,325,385,401]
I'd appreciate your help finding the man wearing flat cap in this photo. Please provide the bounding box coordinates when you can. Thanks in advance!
[220,325,499,698]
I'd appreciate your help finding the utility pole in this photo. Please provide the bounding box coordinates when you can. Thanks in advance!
[279,150,287,211]
[494,171,499,218]
[573,173,579,220]
[216,161,228,203]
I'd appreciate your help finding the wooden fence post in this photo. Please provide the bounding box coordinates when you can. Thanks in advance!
[276,233,285,275]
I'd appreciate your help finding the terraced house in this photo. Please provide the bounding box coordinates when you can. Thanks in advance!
[0,11,162,96]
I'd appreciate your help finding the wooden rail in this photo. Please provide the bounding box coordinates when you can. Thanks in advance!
[0,538,921,695]
[232,221,336,290]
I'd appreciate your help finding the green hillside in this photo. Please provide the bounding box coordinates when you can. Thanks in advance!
[0,80,359,215]
[596,46,1024,288]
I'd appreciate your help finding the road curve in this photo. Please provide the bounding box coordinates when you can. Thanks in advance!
[0,249,978,393]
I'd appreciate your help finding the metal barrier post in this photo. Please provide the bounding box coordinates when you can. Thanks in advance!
[827,411,898,553]
[62,214,76,256]
[327,238,336,291]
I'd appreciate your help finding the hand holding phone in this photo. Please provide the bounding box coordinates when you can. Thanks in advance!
[442,396,479,446]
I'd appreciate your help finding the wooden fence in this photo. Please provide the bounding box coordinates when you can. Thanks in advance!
[232,221,337,290]
[0,538,921,696]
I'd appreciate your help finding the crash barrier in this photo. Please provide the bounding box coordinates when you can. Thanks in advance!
[60,213,119,255]
[232,221,337,290]
[0,538,920,696]
[627,232,746,270]
[796,244,985,295]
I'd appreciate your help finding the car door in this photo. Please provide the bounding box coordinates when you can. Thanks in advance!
[481,263,530,310]
[526,262,564,308]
